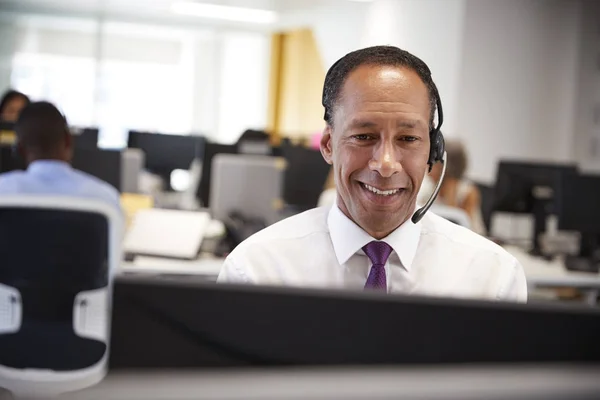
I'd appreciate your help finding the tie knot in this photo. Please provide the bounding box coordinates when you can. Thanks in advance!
[362,241,393,266]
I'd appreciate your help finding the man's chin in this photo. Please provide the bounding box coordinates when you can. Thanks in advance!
[356,212,411,239]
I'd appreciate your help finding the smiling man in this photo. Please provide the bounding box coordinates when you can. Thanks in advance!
[218,46,527,302]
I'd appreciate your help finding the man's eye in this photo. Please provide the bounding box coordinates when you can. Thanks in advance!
[353,134,372,141]
[401,136,418,142]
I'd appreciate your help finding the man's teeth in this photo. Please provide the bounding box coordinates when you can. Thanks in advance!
[363,184,399,196]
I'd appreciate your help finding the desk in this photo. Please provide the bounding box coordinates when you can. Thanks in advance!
[55,365,600,400]
[505,245,600,305]
[120,254,224,279]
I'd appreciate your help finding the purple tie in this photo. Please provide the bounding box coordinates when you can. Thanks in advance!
[362,241,393,291]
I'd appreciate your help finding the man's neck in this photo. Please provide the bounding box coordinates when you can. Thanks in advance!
[27,154,69,165]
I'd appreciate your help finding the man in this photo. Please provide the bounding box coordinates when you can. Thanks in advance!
[0,101,121,210]
[218,46,527,302]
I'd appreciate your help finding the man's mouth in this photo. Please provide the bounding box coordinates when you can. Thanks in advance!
[360,183,402,196]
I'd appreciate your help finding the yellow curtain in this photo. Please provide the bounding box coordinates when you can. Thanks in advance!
[267,28,325,145]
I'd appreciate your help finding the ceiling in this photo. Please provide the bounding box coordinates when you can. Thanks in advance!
[0,0,356,30]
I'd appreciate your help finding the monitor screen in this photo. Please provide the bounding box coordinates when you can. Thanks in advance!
[128,131,204,172]
[493,161,577,214]
[281,144,330,210]
[109,276,600,369]
[71,127,99,150]
[72,148,122,191]
[0,145,25,173]
[557,173,600,234]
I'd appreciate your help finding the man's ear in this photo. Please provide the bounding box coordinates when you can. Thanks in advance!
[320,125,333,165]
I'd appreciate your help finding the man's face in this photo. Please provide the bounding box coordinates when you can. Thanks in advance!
[320,64,431,239]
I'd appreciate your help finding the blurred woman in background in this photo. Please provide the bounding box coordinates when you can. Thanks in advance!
[0,89,30,123]
[420,139,485,234]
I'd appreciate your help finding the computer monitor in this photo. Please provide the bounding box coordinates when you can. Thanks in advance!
[557,173,600,270]
[493,161,578,255]
[128,131,205,190]
[196,142,237,208]
[71,127,99,150]
[0,145,25,173]
[281,143,330,211]
[72,148,122,191]
[109,276,600,369]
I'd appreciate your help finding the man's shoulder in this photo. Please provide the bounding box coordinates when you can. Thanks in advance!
[71,169,120,202]
[421,211,516,262]
[0,170,26,190]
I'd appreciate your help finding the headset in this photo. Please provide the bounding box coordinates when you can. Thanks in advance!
[321,56,447,224]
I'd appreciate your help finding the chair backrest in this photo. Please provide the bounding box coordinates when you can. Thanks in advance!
[0,196,122,395]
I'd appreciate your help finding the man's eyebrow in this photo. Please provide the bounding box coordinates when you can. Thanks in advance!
[348,119,378,129]
[347,119,425,129]
[397,120,424,129]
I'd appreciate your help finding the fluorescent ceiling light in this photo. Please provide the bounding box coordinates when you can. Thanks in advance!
[171,1,277,24]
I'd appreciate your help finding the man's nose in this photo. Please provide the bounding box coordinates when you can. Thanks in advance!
[368,140,402,178]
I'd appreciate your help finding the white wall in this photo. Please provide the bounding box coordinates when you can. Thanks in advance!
[307,0,585,184]
[310,0,466,136]
[456,0,582,183]
[361,0,466,137]
[572,0,600,172]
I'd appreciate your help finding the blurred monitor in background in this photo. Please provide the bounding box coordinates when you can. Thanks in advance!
[236,129,271,155]
[0,89,30,124]
[493,161,577,256]
[127,130,204,191]
[72,148,122,192]
[0,101,122,211]
[281,142,330,211]
[71,127,99,150]
[197,142,238,208]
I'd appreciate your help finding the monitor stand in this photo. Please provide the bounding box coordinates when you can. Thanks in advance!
[529,197,552,260]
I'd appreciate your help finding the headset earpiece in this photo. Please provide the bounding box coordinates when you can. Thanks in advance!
[427,92,445,171]
[428,129,445,171]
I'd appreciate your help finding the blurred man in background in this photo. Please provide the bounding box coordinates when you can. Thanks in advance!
[219,45,526,302]
[0,101,121,211]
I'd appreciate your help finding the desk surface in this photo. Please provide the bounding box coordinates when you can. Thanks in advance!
[120,254,224,277]
[505,245,600,288]
[58,365,600,400]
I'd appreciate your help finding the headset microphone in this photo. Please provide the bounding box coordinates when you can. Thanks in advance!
[411,151,447,224]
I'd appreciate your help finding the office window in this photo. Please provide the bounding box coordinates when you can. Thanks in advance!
[10,15,97,126]
[11,53,96,127]
[7,13,271,146]
[217,31,270,144]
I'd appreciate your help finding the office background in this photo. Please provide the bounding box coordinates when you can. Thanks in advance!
[1,0,599,183]
[2,2,600,397]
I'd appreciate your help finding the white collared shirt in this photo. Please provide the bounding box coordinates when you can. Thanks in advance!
[218,206,527,302]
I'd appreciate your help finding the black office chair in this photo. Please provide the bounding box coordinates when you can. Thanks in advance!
[0,196,121,397]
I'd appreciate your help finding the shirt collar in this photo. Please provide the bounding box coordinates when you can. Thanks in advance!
[28,160,72,174]
[327,205,422,271]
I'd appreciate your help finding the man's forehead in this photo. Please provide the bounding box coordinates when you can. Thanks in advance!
[338,65,428,104]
